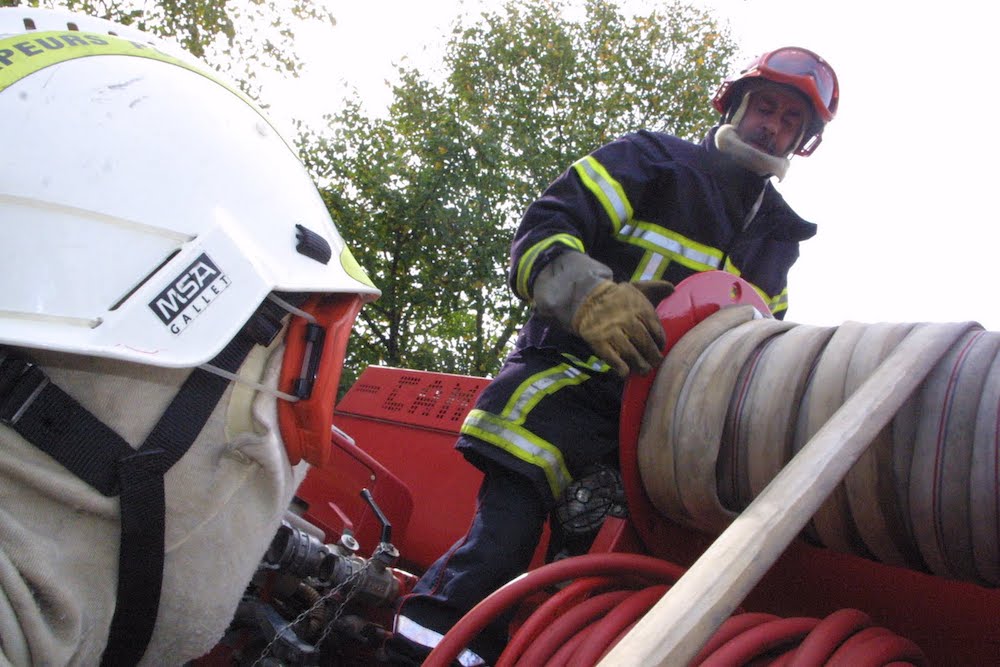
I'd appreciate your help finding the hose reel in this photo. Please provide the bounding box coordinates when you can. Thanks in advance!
[628,275,998,587]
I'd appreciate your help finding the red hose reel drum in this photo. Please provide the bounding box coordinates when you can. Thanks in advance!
[618,270,771,554]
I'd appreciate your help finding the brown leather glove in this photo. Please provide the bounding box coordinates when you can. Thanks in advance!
[633,280,676,310]
[570,279,674,377]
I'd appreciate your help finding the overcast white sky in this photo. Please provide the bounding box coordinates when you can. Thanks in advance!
[267,0,1000,332]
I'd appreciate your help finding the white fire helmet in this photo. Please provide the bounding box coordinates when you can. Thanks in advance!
[0,7,379,370]
[0,10,380,663]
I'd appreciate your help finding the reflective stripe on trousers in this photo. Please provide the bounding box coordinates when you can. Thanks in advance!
[394,616,486,666]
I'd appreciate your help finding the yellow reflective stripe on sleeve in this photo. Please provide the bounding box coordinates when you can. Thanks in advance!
[559,354,611,373]
[723,256,741,276]
[573,156,633,233]
[619,222,723,273]
[769,288,789,315]
[515,233,585,300]
[461,409,573,499]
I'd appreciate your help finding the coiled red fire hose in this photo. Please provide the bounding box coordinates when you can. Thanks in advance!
[423,553,927,667]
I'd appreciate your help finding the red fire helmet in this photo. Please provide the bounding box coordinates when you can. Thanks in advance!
[713,47,840,156]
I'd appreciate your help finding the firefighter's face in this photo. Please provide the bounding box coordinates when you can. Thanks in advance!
[736,84,812,157]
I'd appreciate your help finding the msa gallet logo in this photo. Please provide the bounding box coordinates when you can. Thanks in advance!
[148,253,231,334]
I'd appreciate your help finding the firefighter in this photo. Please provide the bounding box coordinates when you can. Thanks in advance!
[0,8,378,665]
[391,47,839,665]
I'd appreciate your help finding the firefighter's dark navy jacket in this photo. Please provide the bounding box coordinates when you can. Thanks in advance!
[509,127,817,360]
[398,129,821,656]
[456,126,819,504]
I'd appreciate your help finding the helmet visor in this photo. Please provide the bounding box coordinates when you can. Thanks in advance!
[757,47,838,119]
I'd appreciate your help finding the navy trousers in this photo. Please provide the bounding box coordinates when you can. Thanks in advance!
[394,463,546,664]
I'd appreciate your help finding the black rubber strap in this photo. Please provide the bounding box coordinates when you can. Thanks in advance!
[100,331,257,666]
[0,335,261,665]
[0,354,132,495]
[0,302,283,666]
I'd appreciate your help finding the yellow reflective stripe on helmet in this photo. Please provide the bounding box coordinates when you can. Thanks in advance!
[0,32,135,91]
[573,156,633,233]
[461,409,573,499]
[619,222,723,273]
[515,233,585,300]
[339,246,377,289]
[3,32,214,94]
[0,31,290,151]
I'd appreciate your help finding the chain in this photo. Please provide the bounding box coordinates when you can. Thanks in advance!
[250,558,374,666]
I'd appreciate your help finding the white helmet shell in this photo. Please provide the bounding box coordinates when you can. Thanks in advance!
[0,8,379,368]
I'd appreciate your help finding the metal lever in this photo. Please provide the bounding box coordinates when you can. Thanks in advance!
[360,488,392,545]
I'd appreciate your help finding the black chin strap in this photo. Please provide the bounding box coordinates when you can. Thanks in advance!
[105,333,257,666]
[0,306,284,665]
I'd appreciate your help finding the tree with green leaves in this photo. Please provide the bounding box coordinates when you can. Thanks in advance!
[301,0,737,386]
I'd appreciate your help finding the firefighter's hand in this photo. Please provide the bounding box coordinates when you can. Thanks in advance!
[633,279,676,309]
[571,280,672,377]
